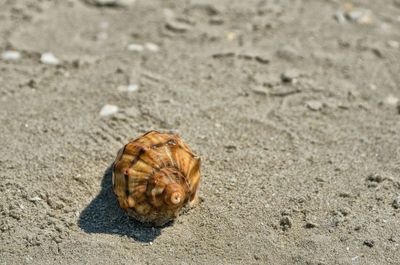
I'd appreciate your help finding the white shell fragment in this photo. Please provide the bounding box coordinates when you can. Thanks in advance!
[100,104,119,116]
[127,44,144,52]
[384,95,399,106]
[28,196,42,202]
[145,42,160,52]
[40,53,60,65]
[117,84,139,92]
[306,100,324,111]
[1,50,21,61]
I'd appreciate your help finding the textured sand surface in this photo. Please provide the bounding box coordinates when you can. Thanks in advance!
[1,0,400,264]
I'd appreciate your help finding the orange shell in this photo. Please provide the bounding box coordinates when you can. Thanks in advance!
[112,131,201,226]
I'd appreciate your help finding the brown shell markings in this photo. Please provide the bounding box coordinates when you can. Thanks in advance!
[112,131,201,226]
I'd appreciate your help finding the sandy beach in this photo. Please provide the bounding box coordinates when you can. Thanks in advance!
[1,0,400,264]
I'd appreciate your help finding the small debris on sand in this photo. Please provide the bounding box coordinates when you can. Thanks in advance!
[363,240,375,248]
[335,3,374,24]
[384,95,399,106]
[40,53,60,65]
[305,221,318,229]
[100,104,119,116]
[145,43,160,52]
[280,216,292,231]
[166,19,192,33]
[306,100,324,111]
[367,173,384,183]
[1,50,21,61]
[117,84,138,92]
[28,196,42,202]
[281,69,299,83]
[127,44,144,52]
[251,86,269,96]
[392,196,400,209]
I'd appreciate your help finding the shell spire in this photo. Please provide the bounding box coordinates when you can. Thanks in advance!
[164,183,185,205]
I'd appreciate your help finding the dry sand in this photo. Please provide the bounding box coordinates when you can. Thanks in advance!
[1,0,400,264]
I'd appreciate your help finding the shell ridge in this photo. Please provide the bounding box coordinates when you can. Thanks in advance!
[128,148,144,169]
[112,143,128,188]
[124,173,129,197]
[163,145,176,168]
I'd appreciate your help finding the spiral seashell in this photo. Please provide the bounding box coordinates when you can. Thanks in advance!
[112,131,201,226]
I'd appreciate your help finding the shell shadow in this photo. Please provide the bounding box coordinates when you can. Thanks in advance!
[78,164,170,242]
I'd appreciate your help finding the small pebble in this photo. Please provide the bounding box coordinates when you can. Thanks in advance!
[117,84,138,92]
[346,10,373,24]
[251,86,269,96]
[367,173,384,183]
[28,196,42,202]
[127,44,144,52]
[145,43,160,52]
[280,216,292,230]
[305,221,318,229]
[306,100,324,111]
[346,10,363,21]
[40,53,60,65]
[392,196,400,209]
[384,95,399,106]
[281,69,299,83]
[100,104,119,116]
[125,84,139,92]
[1,50,21,61]
[363,240,374,248]
[166,19,192,33]
[226,32,237,41]
[357,12,374,25]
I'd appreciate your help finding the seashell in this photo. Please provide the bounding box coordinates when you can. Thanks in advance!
[112,130,201,226]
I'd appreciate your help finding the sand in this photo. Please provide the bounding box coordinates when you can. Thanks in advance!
[1,0,400,264]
